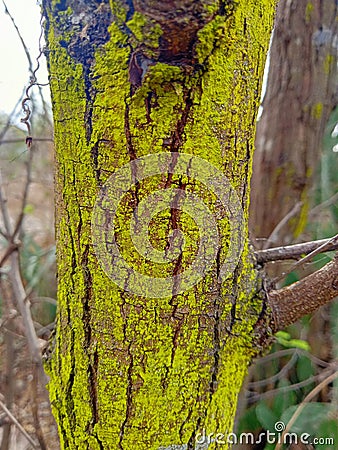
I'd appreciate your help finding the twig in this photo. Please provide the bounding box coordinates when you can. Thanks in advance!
[275,365,338,450]
[2,0,52,127]
[0,138,53,146]
[255,235,338,264]
[248,352,298,389]
[2,0,33,69]
[272,233,338,284]
[0,284,16,450]
[309,192,338,219]
[0,242,20,268]
[0,87,25,143]
[11,145,34,240]
[0,167,45,370]
[31,364,48,450]
[253,348,330,368]
[0,399,38,448]
[246,373,320,404]
[263,201,302,249]
[0,172,13,236]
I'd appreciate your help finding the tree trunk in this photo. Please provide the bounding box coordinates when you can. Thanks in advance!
[250,0,337,244]
[42,1,276,448]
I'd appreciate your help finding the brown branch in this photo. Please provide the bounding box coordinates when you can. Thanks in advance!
[0,171,45,370]
[268,254,338,332]
[0,398,38,448]
[273,233,338,284]
[262,201,302,249]
[309,192,338,219]
[255,235,338,264]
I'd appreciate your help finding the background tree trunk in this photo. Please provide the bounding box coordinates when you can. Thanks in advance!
[42,1,275,448]
[250,0,337,245]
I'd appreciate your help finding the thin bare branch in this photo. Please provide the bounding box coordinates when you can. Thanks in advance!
[246,372,320,403]
[262,201,302,249]
[253,348,331,368]
[0,242,20,268]
[0,87,25,143]
[248,352,298,389]
[275,364,338,450]
[0,398,38,448]
[11,146,34,240]
[0,137,53,146]
[255,235,338,264]
[0,172,13,236]
[273,233,338,283]
[2,1,52,127]
[0,155,46,373]
[2,1,33,69]
[31,365,48,450]
[309,192,338,219]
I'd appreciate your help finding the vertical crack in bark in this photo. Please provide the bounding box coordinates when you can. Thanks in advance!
[187,416,202,450]
[209,249,223,399]
[119,293,134,450]
[81,244,101,442]
[166,87,194,302]
[91,140,100,184]
[124,98,140,217]
[84,69,95,145]
[119,346,134,450]
[169,313,184,370]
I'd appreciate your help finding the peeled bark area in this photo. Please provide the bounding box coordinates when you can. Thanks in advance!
[42,1,275,448]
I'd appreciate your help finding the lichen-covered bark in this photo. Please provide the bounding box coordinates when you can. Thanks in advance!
[42,1,275,449]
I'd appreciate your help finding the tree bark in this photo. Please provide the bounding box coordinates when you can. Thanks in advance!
[250,0,337,244]
[42,1,276,448]
[269,255,338,331]
[41,1,338,448]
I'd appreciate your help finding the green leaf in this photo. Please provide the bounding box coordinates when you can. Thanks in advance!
[237,405,260,434]
[280,403,333,435]
[256,403,278,432]
[288,339,311,351]
[275,331,291,341]
[273,379,296,418]
[296,355,314,382]
[316,419,338,449]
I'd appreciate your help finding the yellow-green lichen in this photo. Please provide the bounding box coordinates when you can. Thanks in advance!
[44,0,276,448]
[126,11,162,51]
[311,102,323,119]
[305,2,314,23]
[324,54,335,75]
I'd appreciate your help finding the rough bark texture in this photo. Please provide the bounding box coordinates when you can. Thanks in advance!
[250,0,337,244]
[42,1,275,449]
[269,255,338,331]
